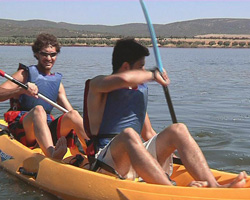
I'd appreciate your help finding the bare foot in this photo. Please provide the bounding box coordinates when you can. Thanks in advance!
[52,136,67,160]
[221,171,247,188]
[188,181,208,187]
[188,171,247,188]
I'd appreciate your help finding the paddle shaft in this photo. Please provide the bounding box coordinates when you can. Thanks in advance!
[162,86,177,123]
[0,70,68,113]
[140,0,177,124]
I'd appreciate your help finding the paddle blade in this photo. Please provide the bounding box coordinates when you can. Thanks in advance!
[140,0,164,73]
[0,70,5,77]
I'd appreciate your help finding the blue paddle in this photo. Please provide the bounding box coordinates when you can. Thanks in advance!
[140,0,177,124]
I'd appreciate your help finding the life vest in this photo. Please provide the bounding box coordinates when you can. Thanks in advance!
[83,79,148,156]
[11,64,62,114]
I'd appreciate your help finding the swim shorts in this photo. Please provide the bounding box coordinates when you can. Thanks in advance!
[96,134,173,180]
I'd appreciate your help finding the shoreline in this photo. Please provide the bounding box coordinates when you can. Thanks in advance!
[1,44,250,49]
[1,35,250,48]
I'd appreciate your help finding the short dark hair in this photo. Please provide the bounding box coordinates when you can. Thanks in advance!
[32,33,61,59]
[112,38,149,73]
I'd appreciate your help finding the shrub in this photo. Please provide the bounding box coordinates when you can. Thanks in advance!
[239,42,246,47]
[223,41,231,46]
[209,41,216,46]
[232,41,238,46]
[217,41,223,46]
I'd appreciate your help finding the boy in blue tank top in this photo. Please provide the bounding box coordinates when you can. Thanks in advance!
[84,38,246,187]
[0,33,89,160]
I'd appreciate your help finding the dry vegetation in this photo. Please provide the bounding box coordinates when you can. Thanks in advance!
[156,34,250,48]
[1,34,250,48]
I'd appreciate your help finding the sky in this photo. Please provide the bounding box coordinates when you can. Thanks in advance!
[0,0,250,26]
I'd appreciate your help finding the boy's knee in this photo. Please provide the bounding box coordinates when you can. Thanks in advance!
[121,128,141,141]
[32,105,46,116]
[169,123,190,138]
[66,110,80,119]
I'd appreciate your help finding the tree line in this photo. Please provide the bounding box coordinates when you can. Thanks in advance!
[0,36,250,48]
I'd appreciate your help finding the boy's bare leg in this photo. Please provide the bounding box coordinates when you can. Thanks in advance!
[156,123,247,188]
[110,128,174,185]
[23,105,67,159]
[58,110,89,151]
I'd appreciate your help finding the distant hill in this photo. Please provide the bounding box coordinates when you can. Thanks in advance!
[1,18,250,38]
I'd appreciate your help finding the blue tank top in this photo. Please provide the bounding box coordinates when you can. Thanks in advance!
[19,65,62,114]
[97,84,148,148]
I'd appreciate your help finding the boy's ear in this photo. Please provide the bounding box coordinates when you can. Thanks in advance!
[120,62,131,71]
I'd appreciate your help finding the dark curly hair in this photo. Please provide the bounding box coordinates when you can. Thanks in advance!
[112,38,149,73]
[32,33,61,59]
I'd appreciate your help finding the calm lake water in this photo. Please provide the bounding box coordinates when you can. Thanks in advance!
[0,46,250,199]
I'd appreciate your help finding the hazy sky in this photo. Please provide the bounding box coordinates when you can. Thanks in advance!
[0,0,250,25]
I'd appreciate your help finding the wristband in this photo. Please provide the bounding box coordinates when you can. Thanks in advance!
[149,68,158,81]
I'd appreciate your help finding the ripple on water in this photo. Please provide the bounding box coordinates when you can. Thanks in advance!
[0,170,58,199]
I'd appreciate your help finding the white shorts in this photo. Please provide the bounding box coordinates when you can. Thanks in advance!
[96,134,173,180]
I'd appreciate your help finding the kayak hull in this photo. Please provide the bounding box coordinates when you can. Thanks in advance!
[0,120,250,200]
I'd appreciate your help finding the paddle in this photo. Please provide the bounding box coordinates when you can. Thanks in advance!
[0,69,68,113]
[140,0,177,124]
[140,0,182,165]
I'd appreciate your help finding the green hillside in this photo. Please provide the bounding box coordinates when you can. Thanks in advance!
[1,18,250,38]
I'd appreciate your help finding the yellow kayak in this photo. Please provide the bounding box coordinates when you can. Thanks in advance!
[0,119,250,200]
